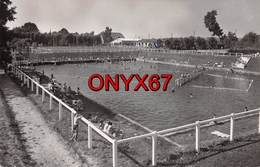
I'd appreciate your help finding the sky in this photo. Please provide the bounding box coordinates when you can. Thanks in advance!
[6,0,260,39]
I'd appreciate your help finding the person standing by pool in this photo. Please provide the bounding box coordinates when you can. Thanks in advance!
[76,87,81,95]
[69,113,82,142]
[67,86,72,94]
[212,114,217,124]
[63,83,67,93]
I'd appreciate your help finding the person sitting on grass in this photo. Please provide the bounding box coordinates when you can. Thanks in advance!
[103,121,113,133]
[86,114,98,123]
[99,120,104,129]
[62,94,71,104]
[48,82,53,91]
[90,116,98,123]
[111,128,124,138]
[72,99,83,110]
[87,113,92,119]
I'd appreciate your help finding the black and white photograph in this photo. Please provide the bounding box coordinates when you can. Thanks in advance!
[0,0,260,166]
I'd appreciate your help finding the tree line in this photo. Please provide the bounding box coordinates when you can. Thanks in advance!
[8,22,113,49]
[1,0,260,64]
[157,10,259,50]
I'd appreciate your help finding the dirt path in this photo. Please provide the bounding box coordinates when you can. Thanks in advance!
[0,73,84,167]
[0,90,30,166]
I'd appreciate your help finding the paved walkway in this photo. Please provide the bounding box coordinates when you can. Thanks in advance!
[0,73,84,167]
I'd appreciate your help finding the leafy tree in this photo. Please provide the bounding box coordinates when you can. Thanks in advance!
[83,34,89,45]
[21,22,39,32]
[207,37,218,49]
[240,32,258,47]
[183,36,195,50]
[89,31,94,35]
[65,33,74,45]
[33,32,40,42]
[221,31,238,49]
[45,33,53,46]
[59,38,67,46]
[172,38,181,50]
[164,39,172,49]
[58,28,69,34]
[157,39,163,48]
[1,0,16,46]
[179,38,187,50]
[53,33,62,46]
[77,34,84,45]
[204,10,223,39]
[195,37,208,50]
[0,0,16,63]
[39,33,46,45]
[0,0,16,26]
[103,27,113,43]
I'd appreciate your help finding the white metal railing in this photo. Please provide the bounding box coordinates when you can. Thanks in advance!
[11,65,117,164]
[10,65,260,167]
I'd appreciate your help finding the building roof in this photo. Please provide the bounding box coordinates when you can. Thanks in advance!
[139,39,158,43]
[111,32,125,40]
[110,38,141,44]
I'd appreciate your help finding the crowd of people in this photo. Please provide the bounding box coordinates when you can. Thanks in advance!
[47,73,124,142]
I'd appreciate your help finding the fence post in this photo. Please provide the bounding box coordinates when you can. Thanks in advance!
[14,67,17,76]
[230,113,235,141]
[49,96,53,110]
[42,90,45,102]
[71,112,74,132]
[31,79,34,91]
[59,102,62,120]
[112,140,118,167]
[12,66,15,75]
[27,77,30,88]
[24,74,26,84]
[195,121,200,153]
[152,131,158,166]
[20,71,23,81]
[88,125,92,149]
[259,110,260,133]
[36,85,39,95]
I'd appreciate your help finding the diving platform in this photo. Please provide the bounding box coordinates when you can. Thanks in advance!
[232,56,251,69]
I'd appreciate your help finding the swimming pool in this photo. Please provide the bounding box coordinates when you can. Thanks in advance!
[35,61,260,131]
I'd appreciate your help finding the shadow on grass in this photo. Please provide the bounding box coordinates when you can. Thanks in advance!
[118,148,146,167]
[157,134,260,166]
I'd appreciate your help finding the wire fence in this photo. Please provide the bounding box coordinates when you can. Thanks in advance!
[31,46,243,56]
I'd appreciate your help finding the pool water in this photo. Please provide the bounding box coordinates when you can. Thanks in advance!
[35,61,260,131]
